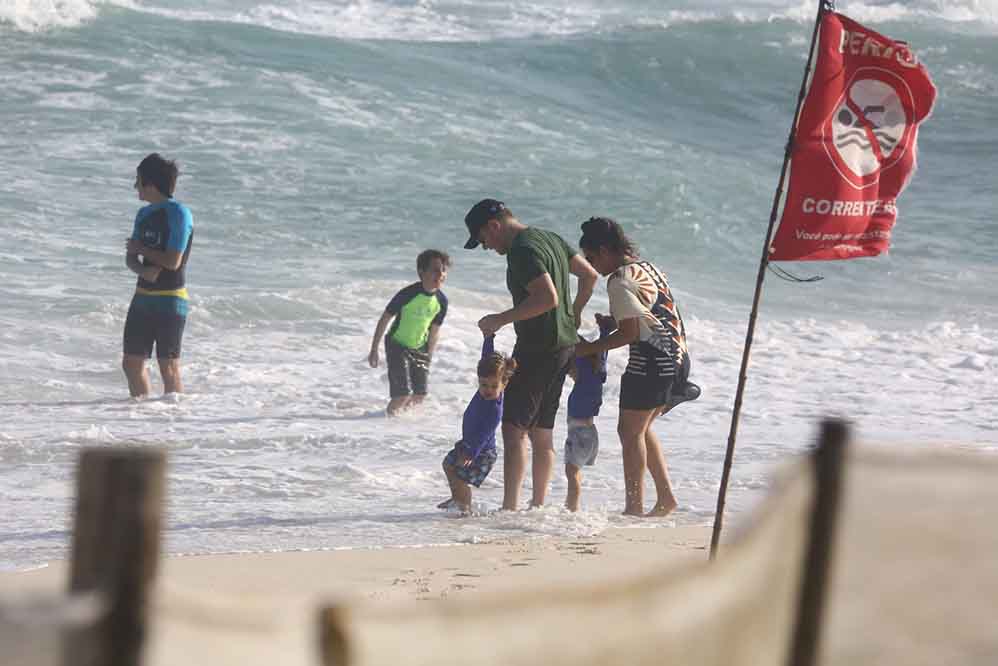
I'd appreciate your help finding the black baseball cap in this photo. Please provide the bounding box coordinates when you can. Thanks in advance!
[463,198,506,249]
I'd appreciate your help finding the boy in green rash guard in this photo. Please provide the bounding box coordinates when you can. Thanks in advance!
[368,250,450,416]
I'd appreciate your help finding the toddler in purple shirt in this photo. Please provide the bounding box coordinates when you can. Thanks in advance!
[439,335,517,514]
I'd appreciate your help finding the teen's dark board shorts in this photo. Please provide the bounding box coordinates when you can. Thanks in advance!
[123,302,186,360]
[443,443,498,488]
[503,345,574,430]
[385,335,430,398]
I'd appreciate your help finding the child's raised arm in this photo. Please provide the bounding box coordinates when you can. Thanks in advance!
[368,310,394,368]
[481,334,495,359]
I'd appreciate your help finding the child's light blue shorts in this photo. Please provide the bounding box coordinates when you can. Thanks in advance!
[565,423,599,467]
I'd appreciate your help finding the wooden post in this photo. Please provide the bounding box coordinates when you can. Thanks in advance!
[786,419,849,666]
[318,607,350,666]
[64,448,166,666]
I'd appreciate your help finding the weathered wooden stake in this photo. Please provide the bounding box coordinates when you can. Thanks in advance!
[64,448,166,666]
[786,419,849,666]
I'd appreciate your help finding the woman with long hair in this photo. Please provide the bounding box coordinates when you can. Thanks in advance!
[575,217,699,517]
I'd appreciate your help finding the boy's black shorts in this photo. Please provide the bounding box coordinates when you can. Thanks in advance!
[502,345,574,430]
[385,335,430,398]
[123,301,186,360]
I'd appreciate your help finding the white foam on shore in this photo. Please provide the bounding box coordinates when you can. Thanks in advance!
[2,285,995,570]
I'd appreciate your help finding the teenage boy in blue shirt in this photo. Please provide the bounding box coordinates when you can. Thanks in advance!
[123,153,194,398]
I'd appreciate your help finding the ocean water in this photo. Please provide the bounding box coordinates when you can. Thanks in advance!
[1,0,995,571]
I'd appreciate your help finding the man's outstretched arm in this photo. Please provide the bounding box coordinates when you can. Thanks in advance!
[478,273,558,335]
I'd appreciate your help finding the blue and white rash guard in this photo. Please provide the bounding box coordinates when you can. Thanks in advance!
[131,198,193,316]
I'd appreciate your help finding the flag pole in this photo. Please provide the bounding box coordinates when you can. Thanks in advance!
[708,0,834,560]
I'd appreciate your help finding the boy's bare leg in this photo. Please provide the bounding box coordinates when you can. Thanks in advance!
[618,408,655,516]
[453,481,471,512]
[158,358,183,394]
[122,354,151,398]
[565,463,582,512]
[442,459,458,505]
[408,394,426,409]
[443,462,472,512]
[643,418,678,517]
[386,396,410,416]
[501,422,528,510]
[443,460,471,508]
[528,427,555,507]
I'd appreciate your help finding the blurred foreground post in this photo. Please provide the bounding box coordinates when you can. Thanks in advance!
[787,419,848,666]
[64,448,166,666]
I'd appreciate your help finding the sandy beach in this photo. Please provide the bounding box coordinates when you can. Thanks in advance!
[1,525,712,665]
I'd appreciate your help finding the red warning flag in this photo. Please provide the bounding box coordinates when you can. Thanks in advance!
[769,12,936,261]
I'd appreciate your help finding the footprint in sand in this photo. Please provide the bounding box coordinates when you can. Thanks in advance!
[563,541,601,555]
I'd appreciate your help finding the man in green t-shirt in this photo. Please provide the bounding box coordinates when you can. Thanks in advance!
[463,199,599,510]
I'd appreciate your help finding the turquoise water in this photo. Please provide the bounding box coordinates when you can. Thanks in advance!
[1,0,995,570]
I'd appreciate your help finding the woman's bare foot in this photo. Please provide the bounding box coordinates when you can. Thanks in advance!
[622,507,644,517]
[645,498,678,518]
